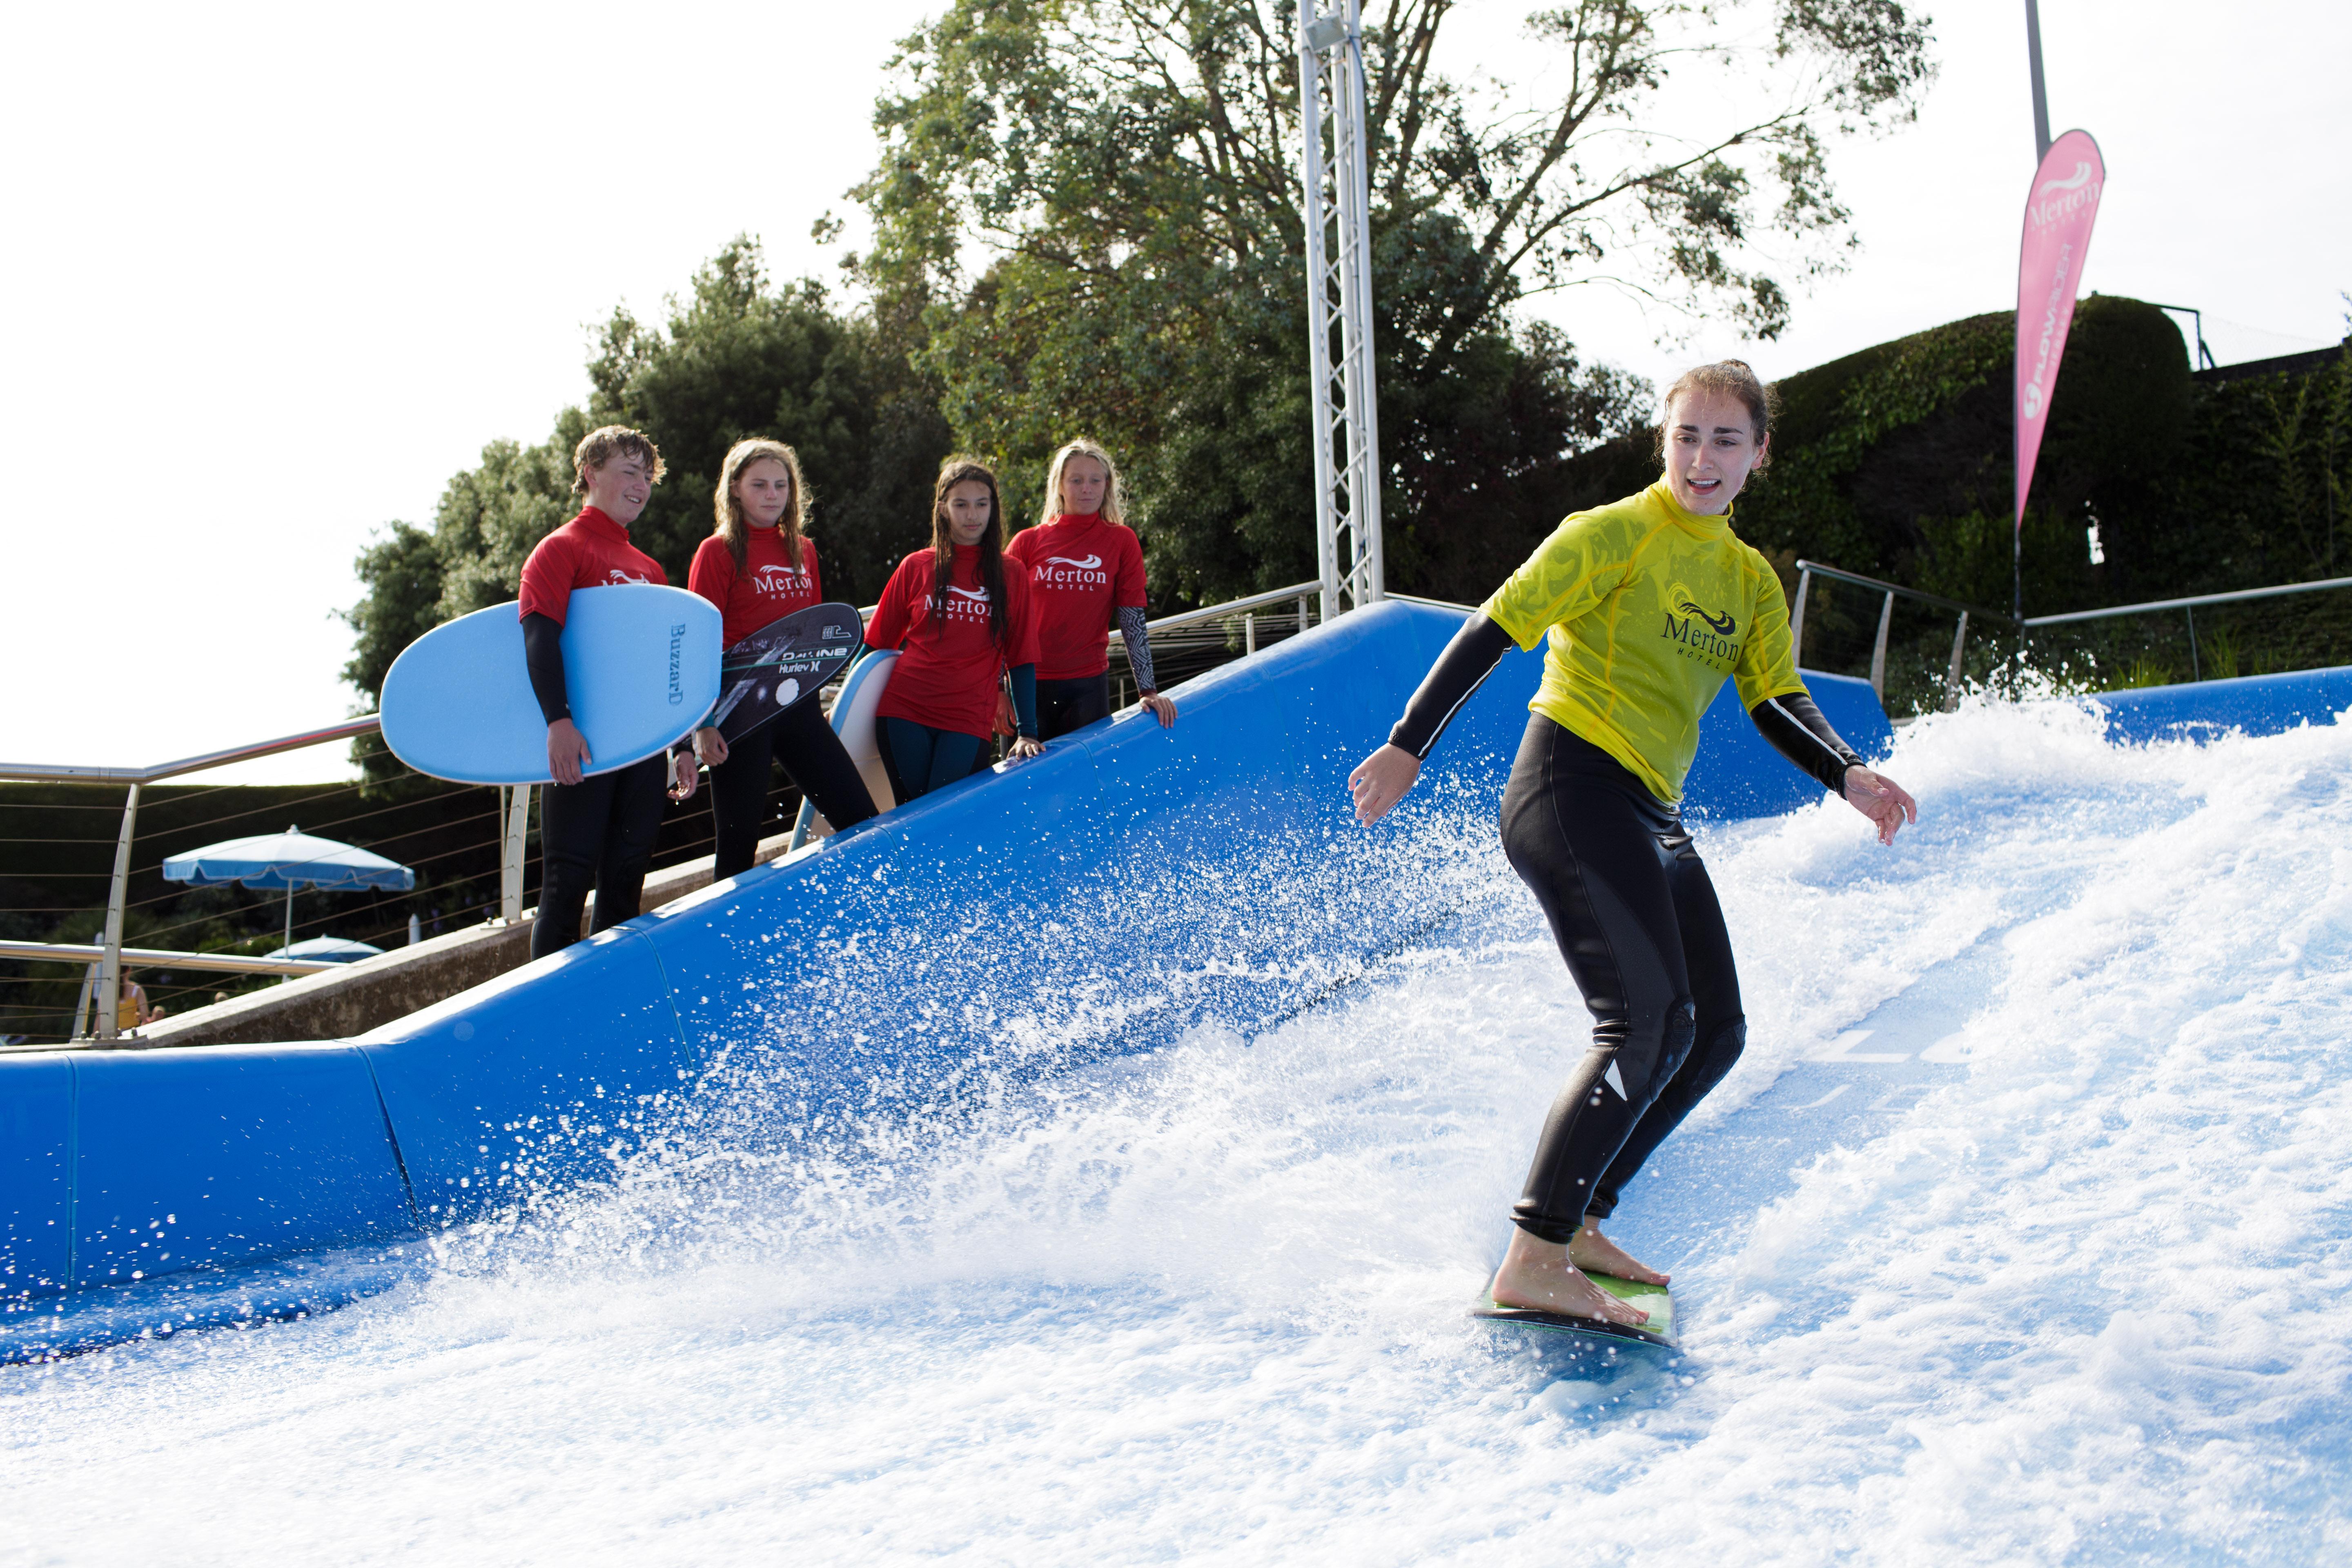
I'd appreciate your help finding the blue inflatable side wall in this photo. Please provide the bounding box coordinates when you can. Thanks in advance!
[14,601,2332,1331]
[2089,664,2352,744]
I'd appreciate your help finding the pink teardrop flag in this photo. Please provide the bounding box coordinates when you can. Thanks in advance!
[2014,130,2107,537]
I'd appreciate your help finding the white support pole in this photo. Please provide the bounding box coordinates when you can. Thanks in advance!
[1944,611,1971,712]
[1871,590,1897,701]
[1298,0,1384,621]
[500,784,532,924]
[96,782,140,1042]
[71,962,99,1042]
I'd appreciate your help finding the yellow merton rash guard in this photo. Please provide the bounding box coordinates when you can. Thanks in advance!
[1479,480,1806,804]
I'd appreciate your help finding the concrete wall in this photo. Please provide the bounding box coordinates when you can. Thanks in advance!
[124,828,805,1051]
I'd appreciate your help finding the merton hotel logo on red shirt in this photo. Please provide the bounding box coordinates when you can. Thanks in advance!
[750,564,813,597]
[604,567,651,586]
[942,584,994,623]
[1036,553,1110,589]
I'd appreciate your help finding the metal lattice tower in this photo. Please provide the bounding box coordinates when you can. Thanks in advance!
[1298,0,1383,618]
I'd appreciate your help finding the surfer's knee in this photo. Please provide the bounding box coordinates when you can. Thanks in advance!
[1638,997,1697,1095]
[1679,1013,1746,1097]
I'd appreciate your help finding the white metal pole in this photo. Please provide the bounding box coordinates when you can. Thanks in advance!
[1298,14,1343,623]
[1299,1,1383,619]
[1338,1,1383,605]
[96,782,140,1042]
[71,962,98,1042]
[501,784,531,924]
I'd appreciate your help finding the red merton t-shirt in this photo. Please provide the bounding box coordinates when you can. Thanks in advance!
[865,546,1039,739]
[1004,512,1147,680]
[688,529,824,648]
[516,507,667,623]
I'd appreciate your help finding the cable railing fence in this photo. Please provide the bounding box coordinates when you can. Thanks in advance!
[1790,560,2352,718]
[0,582,1326,1050]
[1,731,525,1048]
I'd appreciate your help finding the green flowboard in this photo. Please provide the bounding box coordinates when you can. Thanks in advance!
[1470,1272,1676,1350]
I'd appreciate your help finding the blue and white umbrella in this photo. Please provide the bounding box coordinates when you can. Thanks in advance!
[164,826,414,969]
[265,936,385,964]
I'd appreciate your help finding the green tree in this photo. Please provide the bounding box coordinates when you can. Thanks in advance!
[857,0,1933,602]
[343,239,952,719]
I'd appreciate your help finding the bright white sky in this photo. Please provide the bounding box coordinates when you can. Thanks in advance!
[5,0,2344,783]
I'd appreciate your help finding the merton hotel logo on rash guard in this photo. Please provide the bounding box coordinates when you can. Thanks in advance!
[1664,582,1740,670]
[749,563,812,597]
[1035,553,1111,588]
[943,584,994,622]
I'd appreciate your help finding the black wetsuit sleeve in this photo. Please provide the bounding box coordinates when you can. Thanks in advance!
[1116,606,1158,693]
[1387,615,1515,760]
[522,612,570,726]
[1749,689,1861,795]
[1009,664,1040,738]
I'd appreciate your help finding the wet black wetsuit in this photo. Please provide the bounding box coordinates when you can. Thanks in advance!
[523,611,675,960]
[1391,612,1860,1241]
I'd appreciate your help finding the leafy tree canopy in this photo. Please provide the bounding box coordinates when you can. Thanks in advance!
[344,240,951,710]
[857,0,1934,602]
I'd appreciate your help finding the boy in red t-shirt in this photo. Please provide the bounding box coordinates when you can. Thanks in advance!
[863,457,1042,801]
[1004,439,1176,739]
[516,425,698,959]
[684,438,877,875]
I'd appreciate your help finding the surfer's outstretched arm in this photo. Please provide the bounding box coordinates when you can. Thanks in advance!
[1349,614,1515,824]
[1747,690,1918,845]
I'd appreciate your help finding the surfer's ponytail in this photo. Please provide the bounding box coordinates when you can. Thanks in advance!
[929,456,1009,646]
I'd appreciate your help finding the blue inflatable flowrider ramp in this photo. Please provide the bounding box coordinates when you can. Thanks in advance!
[3,601,1898,1354]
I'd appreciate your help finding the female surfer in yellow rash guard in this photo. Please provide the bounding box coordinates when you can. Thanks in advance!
[1348,361,1917,1330]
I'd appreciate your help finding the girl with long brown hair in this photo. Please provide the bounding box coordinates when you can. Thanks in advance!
[687,438,876,878]
[862,456,1043,801]
[1351,361,1917,1330]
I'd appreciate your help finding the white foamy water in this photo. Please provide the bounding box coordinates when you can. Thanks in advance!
[10,697,2352,1565]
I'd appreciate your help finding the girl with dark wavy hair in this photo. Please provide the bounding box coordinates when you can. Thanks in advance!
[862,456,1043,802]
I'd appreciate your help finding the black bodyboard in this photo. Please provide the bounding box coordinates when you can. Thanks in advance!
[710,602,864,744]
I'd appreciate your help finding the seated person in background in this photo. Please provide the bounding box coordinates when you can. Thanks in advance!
[519,425,700,960]
[864,457,1043,802]
[119,975,164,1029]
[1004,438,1176,738]
[687,438,878,878]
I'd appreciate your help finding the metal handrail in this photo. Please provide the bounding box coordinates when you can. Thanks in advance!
[1113,581,1323,641]
[1793,559,2352,699]
[1792,561,2017,627]
[0,714,383,786]
[2020,574,2352,626]
[1790,560,2011,710]
[2021,572,2352,683]
[0,940,338,977]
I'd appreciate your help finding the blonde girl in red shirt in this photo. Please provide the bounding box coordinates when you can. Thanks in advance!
[687,439,878,878]
[1005,439,1175,737]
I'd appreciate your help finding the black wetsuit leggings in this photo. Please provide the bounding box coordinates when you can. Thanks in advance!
[706,700,879,880]
[1037,673,1111,740]
[1501,716,1748,1242]
[533,752,668,960]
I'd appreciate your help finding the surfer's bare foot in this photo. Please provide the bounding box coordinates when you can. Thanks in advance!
[1489,1228,1650,1327]
[1568,1219,1669,1286]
